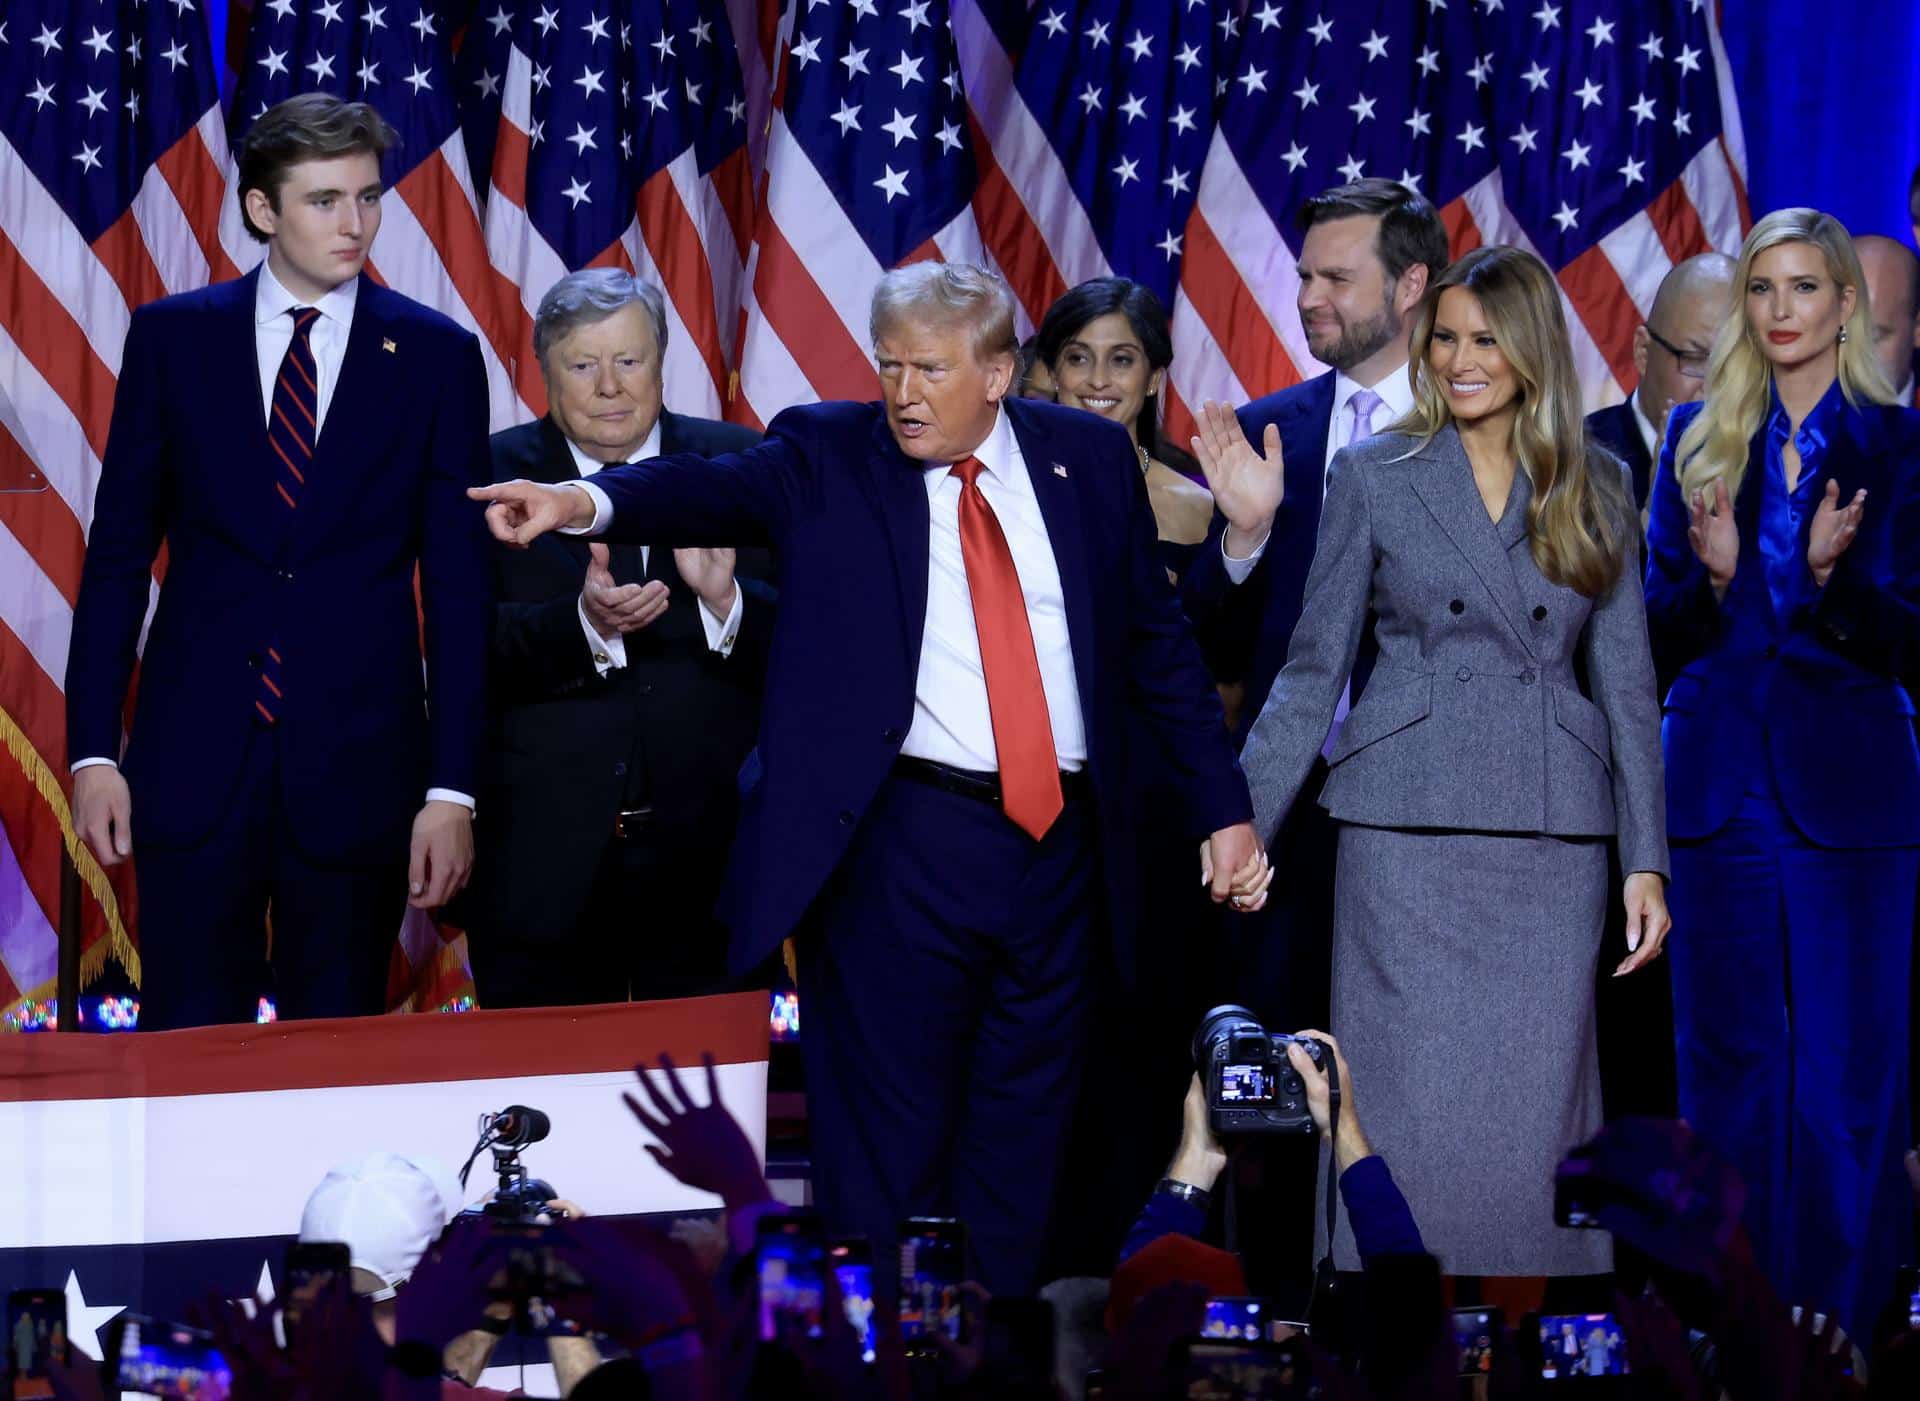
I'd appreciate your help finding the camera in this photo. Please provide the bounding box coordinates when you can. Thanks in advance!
[457,1105,560,1226]
[1192,1006,1324,1136]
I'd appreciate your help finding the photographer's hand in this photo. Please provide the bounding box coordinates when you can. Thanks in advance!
[1286,1031,1373,1173]
[624,1052,774,1212]
[393,1217,506,1353]
[1169,1074,1229,1192]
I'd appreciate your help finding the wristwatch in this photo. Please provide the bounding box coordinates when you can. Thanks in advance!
[1157,1178,1212,1210]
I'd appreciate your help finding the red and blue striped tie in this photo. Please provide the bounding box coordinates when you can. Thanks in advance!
[256,306,320,725]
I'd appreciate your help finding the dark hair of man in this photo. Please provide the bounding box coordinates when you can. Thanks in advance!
[1035,277,1190,465]
[1298,178,1451,287]
[235,93,398,243]
[1910,161,1920,226]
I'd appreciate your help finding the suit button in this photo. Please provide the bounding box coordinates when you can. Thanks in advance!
[1521,670,1536,686]
[276,569,293,581]
[247,655,261,670]
[1763,645,1778,660]
[1448,599,1465,615]
[838,810,854,827]
[638,683,653,696]
[883,727,903,743]
[1532,605,1548,621]
[1455,666,1472,682]
[614,762,627,777]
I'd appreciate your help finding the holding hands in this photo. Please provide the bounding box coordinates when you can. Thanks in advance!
[1190,401,1285,559]
[1806,478,1866,587]
[1201,821,1272,913]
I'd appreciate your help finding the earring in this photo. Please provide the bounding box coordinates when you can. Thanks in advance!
[1839,326,1849,343]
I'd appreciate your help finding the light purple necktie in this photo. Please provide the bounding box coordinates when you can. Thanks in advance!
[1322,389,1385,759]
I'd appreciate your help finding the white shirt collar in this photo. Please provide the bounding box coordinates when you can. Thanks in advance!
[1332,362,1416,426]
[563,414,662,478]
[927,404,1022,486]
[255,258,359,329]
[1629,390,1661,459]
[1900,376,1917,406]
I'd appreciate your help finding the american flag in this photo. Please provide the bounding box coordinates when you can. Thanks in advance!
[733,0,985,426]
[230,0,525,431]
[483,0,757,421]
[0,0,251,1014]
[1163,0,1748,441]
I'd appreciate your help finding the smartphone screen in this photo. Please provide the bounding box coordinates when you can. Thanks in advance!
[1452,1307,1502,1377]
[757,1214,826,1343]
[1538,1313,1628,1379]
[108,1314,233,1399]
[1898,1266,1920,1330]
[898,1217,965,1342]
[1204,1297,1270,1342]
[1179,1339,1312,1399]
[829,1239,876,1363]
[6,1290,66,1400]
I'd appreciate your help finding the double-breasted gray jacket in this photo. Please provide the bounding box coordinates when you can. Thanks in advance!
[1239,423,1670,880]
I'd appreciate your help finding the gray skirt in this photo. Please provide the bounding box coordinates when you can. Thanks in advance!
[1318,823,1612,1277]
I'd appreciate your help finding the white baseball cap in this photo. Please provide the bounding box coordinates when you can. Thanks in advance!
[298,1152,464,1301]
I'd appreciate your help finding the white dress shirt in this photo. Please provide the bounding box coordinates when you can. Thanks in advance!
[1629,389,1660,462]
[75,263,473,812]
[567,422,744,674]
[571,406,1088,772]
[1221,364,1417,583]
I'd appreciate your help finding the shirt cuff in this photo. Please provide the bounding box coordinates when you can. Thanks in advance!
[1221,529,1269,585]
[698,585,744,657]
[425,789,475,812]
[559,480,612,536]
[578,594,628,674]
[71,757,118,774]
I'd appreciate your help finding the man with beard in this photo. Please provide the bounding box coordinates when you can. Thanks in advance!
[1179,181,1447,1290]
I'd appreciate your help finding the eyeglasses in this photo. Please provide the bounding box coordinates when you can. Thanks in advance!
[1645,325,1711,380]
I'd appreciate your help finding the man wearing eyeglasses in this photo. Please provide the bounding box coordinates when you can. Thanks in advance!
[1586,252,1736,506]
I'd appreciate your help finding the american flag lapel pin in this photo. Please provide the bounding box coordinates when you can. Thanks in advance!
[382,338,397,354]
[1052,463,1068,478]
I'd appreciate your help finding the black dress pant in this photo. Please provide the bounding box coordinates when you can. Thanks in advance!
[468,821,737,1008]
[134,727,405,1030]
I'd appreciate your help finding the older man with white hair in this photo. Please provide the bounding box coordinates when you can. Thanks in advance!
[471,263,1264,1293]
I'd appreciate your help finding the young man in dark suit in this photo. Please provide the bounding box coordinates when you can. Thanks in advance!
[1181,180,1447,1037]
[1585,252,1736,508]
[464,270,773,1007]
[66,95,492,1029]
[472,263,1266,1295]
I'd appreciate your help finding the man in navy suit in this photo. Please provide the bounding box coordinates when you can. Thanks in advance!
[472,263,1264,1293]
[1182,179,1448,1037]
[1856,236,1920,405]
[66,95,492,1030]
[1585,253,1736,508]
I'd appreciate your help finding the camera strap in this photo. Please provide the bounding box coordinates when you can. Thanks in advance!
[1309,1050,1342,1327]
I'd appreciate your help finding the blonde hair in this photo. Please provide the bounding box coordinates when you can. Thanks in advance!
[870,262,1019,361]
[1398,245,1629,598]
[1674,209,1896,501]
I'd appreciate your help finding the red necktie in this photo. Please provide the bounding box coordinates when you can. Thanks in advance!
[949,456,1063,841]
[256,306,321,725]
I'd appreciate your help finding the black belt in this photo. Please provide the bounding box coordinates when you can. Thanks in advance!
[892,756,1090,806]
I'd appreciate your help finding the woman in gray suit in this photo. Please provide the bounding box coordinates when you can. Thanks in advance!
[1193,245,1671,1277]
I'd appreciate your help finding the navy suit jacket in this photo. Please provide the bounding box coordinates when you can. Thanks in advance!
[66,269,493,864]
[1584,399,1655,508]
[1180,373,1349,744]
[1645,398,1920,846]
[576,397,1252,974]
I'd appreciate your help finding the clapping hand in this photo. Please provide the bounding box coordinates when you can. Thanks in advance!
[673,546,740,618]
[1191,401,1285,558]
[624,1053,773,1211]
[583,543,670,640]
[1686,480,1739,594]
[1806,479,1867,588]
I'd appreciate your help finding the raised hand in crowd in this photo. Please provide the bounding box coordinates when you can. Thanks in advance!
[582,542,671,640]
[70,764,132,869]
[1806,479,1868,587]
[624,1052,774,1214]
[1189,399,1286,559]
[470,478,597,546]
[1687,479,1740,595]
[1615,872,1674,976]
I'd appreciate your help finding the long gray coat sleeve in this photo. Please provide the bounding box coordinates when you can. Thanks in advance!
[1238,444,1375,844]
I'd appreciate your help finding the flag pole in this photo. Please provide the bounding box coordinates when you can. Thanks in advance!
[58,847,81,1033]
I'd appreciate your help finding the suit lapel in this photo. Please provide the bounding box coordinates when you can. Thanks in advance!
[310,282,400,481]
[1282,374,1336,537]
[1409,427,1535,653]
[1007,400,1097,726]
[865,412,933,666]
[220,270,274,468]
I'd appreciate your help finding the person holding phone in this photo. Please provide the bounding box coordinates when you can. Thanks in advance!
[1199,245,1670,1279]
[1647,208,1920,1335]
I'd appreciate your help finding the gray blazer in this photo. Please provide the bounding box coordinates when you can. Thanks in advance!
[1240,424,1669,878]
